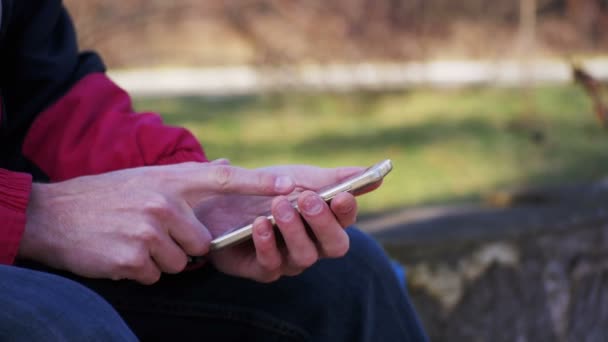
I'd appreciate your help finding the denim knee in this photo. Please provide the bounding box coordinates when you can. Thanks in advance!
[344,227,401,280]
[328,228,428,342]
[0,265,136,341]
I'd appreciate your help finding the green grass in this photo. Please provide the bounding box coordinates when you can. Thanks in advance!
[134,85,608,213]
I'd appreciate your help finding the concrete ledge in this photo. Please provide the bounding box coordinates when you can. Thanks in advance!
[362,180,608,341]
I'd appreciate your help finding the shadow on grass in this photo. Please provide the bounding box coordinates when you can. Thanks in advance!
[294,117,500,153]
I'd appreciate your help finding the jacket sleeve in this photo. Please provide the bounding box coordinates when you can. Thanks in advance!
[3,1,207,182]
[0,169,31,264]
[22,73,208,181]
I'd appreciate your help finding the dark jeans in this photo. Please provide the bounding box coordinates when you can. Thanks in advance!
[0,265,137,341]
[8,228,428,341]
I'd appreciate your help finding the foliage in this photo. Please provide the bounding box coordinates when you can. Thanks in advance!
[65,0,608,68]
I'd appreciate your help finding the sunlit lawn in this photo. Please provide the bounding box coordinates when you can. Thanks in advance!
[135,85,608,213]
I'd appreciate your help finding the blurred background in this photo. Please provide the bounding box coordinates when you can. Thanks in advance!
[64,1,608,340]
[63,0,608,213]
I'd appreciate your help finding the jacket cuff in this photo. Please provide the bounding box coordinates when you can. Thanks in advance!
[0,169,33,264]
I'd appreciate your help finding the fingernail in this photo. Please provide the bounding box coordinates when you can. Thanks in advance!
[302,194,323,215]
[275,176,294,192]
[276,200,295,221]
[256,218,272,239]
[338,204,354,215]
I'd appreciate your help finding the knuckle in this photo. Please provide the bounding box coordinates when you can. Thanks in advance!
[142,195,173,218]
[135,225,161,246]
[213,165,234,190]
[114,250,159,285]
[259,174,276,194]
[130,254,149,270]
[115,250,148,272]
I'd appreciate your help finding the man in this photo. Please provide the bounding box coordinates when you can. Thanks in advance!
[0,1,428,340]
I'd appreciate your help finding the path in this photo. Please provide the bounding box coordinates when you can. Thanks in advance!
[108,58,608,97]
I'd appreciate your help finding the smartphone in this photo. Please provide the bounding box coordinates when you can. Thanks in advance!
[209,159,393,251]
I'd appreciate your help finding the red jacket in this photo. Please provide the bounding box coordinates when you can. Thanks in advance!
[0,0,207,264]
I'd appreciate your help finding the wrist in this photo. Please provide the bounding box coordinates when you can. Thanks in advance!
[19,183,57,262]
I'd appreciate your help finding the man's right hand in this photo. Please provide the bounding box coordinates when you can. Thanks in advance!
[19,162,295,284]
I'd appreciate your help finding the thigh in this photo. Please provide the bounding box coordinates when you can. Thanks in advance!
[0,265,136,341]
[23,228,427,342]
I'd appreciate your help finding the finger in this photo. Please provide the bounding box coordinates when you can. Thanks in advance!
[144,195,212,257]
[149,233,189,274]
[272,196,319,271]
[132,257,162,285]
[260,166,364,191]
[351,179,383,197]
[329,191,358,228]
[182,165,295,200]
[298,191,350,259]
[250,217,283,282]
[169,208,213,257]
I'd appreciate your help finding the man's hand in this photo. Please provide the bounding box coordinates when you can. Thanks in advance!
[20,162,295,284]
[195,165,365,283]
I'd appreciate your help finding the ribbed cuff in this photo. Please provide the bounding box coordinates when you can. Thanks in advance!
[0,169,33,264]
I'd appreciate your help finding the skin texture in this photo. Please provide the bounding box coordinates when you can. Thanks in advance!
[20,161,362,285]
